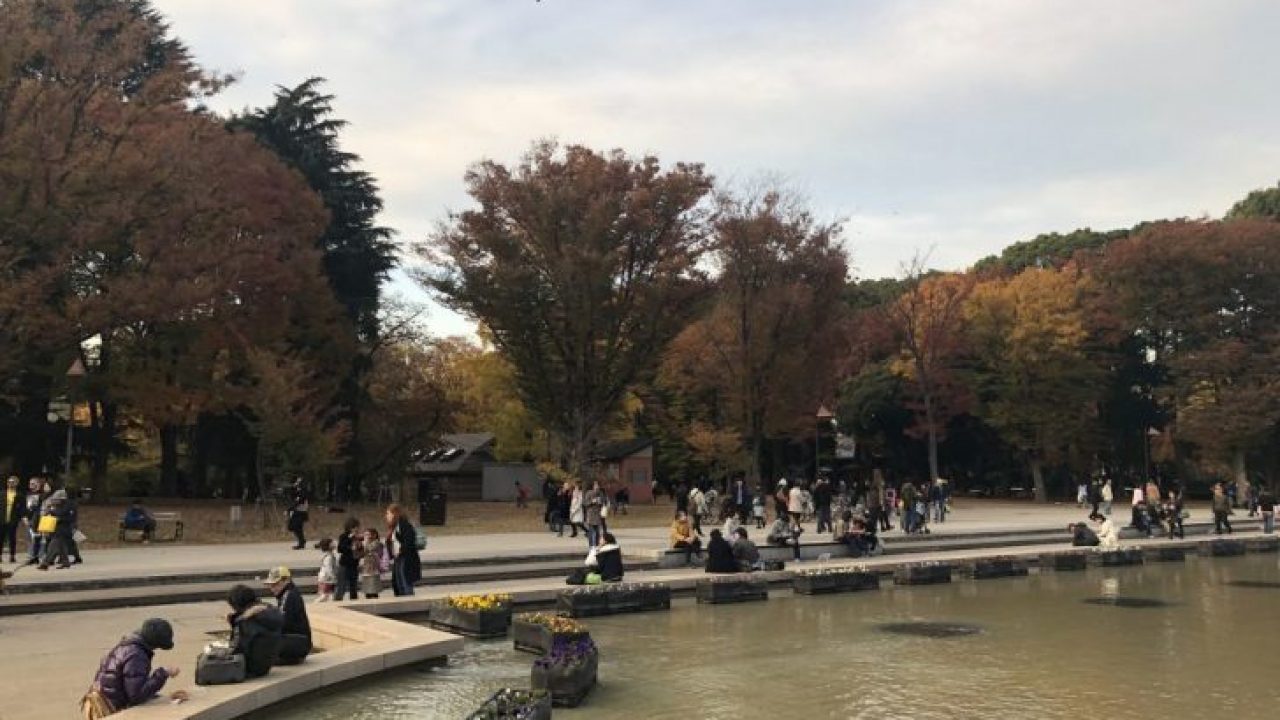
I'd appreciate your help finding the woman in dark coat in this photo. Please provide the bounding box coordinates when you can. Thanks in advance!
[385,504,421,596]
[226,584,284,678]
[704,529,739,573]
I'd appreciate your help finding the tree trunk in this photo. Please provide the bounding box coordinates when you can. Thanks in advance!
[1231,447,1248,491]
[159,424,180,496]
[1030,457,1047,503]
[923,393,940,482]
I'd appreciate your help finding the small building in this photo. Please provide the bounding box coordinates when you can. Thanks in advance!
[409,433,497,502]
[592,438,655,503]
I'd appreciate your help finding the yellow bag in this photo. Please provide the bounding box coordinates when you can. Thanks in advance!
[38,514,57,534]
[80,688,115,720]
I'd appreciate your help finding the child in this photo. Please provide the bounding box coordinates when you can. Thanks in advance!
[358,528,384,599]
[752,495,766,529]
[316,537,337,602]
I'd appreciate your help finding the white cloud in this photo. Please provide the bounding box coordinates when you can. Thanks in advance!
[154,0,1280,332]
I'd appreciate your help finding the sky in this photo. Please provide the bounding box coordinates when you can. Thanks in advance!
[157,0,1280,338]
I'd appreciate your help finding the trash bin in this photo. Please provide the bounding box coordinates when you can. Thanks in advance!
[418,478,447,526]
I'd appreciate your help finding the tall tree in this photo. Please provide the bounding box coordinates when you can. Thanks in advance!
[1226,182,1280,221]
[661,189,848,485]
[964,267,1107,501]
[879,259,974,482]
[424,141,714,475]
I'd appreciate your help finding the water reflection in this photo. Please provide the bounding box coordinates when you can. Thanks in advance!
[253,555,1279,720]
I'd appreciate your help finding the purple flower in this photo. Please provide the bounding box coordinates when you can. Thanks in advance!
[533,636,598,669]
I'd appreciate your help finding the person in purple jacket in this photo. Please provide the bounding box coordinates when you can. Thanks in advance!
[84,618,187,716]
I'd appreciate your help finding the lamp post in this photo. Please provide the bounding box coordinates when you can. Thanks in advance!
[63,358,86,480]
[815,405,834,483]
[1143,427,1160,484]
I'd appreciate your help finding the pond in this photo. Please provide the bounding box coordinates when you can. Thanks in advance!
[255,553,1280,719]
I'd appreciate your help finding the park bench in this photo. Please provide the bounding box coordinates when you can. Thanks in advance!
[118,510,185,542]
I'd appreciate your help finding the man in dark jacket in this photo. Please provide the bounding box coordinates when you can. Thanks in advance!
[265,567,312,664]
[335,518,360,601]
[89,618,186,712]
[227,584,284,678]
[286,478,310,550]
[704,529,739,573]
[813,478,833,534]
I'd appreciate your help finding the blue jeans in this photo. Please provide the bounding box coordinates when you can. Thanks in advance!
[1264,511,1275,534]
[586,524,601,549]
[392,558,415,596]
[934,501,946,523]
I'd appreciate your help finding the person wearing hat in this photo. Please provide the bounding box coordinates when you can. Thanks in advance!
[264,567,312,664]
[83,618,187,716]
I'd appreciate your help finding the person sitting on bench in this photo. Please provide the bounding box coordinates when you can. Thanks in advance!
[766,514,803,561]
[122,500,157,541]
[264,567,311,665]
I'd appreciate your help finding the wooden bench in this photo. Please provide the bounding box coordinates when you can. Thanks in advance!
[119,511,184,541]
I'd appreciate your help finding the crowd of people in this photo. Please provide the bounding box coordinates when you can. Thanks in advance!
[1,475,86,570]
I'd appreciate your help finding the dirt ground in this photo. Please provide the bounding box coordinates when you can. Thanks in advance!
[7,497,684,550]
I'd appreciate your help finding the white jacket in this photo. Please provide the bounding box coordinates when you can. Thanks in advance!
[1097,519,1119,550]
[570,488,585,524]
[318,551,337,584]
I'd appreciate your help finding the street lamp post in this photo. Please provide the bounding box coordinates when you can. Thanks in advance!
[815,405,834,483]
[63,358,86,481]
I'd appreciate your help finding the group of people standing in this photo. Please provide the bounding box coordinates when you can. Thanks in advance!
[1,475,85,569]
[541,478,616,548]
[312,503,422,598]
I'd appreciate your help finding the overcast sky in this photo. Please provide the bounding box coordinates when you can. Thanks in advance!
[159,0,1280,337]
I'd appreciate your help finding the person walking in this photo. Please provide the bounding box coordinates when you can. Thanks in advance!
[555,483,571,537]
[788,481,805,532]
[385,503,422,596]
[1100,478,1114,517]
[358,528,384,599]
[871,470,891,532]
[24,478,49,565]
[541,476,558,530]
[1211,483,1233,535]
[37,492,74,570]
[286,478,310,550]
[568,483,586,539]
[900,481,918,534]
[82,618,186,718]
[2,476,23,563]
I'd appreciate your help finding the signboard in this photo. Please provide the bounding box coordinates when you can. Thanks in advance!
[835,433,857,460]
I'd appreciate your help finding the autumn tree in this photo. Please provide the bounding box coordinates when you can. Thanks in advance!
[661,189,848,484]
[423,141,714,475]
[964,267,1106,501]
[879,259,974,482]
[1226,182,1280,221]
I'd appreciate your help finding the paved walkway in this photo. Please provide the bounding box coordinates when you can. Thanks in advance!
[1,500,1234,589]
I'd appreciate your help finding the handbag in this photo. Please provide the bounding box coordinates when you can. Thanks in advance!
[196,642,246,686]
[80,688,115,720]
[73,530,88,544]
[37,515,57,534]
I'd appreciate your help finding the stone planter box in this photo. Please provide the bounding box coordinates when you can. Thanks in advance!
[792,570,880,595]
[556,584,672,618]
[1098,548,1144,567]
[467,689,553,720]
[428,603,512,639]
[1039,552,1088,572]
[1245,536,1279,553]
[762,560,787,572]
[512,618,590,655]
[696,576,769,604]
[1200,539,1246,557]
[531,648,598,708]
[962,557,1028,580]
[1144,547,1186,563]
[893,563,953,585]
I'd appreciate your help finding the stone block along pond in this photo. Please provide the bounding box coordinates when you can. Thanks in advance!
[252,553,1280,719]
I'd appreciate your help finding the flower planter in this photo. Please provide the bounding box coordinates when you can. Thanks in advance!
[962,557,1028,580]
[556,583,671,618]
[428,603,512,639]
[1144,546,1186,563]
[531,644,598,707]
[512,617,590,655]
[1244,536,1279,553]
[1039,552,1088,572]
[1098,548,1144,567]
[1200,539,1246,557]
[792,570,880,595]
[893,563,952,585]
[467,688,552,720]
[696,576,769,604]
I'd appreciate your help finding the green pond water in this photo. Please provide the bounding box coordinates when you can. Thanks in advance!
[255,553,1280,719]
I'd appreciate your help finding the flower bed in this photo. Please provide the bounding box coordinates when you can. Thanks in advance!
[792,568,880,595]
[962,556,1028,580]
[556,583,671,618]
[1144,546,1186,563]
[1039,552,1088,572]
[893,562,953,586]
[531,636,599,707]
[429,594,513,639]
[1098,548,1144,567]
[696,575,769,604]
[1200,538,1245,557]
[512,613,589,655]
[467,688,552,720]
